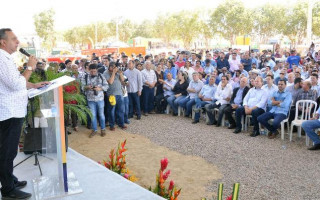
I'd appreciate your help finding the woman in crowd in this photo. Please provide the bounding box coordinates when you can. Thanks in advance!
[167,71,189,116]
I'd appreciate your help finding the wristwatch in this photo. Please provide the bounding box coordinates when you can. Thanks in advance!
[27,66,33,71]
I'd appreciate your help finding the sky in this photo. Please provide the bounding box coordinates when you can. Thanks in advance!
[1,0,300,37]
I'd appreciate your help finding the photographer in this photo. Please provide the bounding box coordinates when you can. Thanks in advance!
[81,64,108,138]
[103,62,127,131]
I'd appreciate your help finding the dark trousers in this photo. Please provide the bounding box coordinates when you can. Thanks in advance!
[155,93,169,113]
[205,103,228,125]
[235,106,265,131]
[258,112,287,133]
[128,92,141,117]
[142,86,154,113]
[0,118,24,195]
[224,105,236,126]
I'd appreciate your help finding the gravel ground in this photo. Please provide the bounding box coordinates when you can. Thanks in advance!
[126,114,320,200]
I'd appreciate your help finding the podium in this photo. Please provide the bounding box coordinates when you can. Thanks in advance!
[27,76,83,200]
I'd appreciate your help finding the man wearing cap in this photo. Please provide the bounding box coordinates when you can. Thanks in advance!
[250,69,260,79]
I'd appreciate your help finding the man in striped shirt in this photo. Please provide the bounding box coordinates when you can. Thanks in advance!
[124,60,143,119]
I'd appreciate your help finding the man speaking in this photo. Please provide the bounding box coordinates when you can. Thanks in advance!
[0,28,48,199]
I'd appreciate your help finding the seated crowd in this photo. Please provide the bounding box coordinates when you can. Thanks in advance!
[35,47,320,150]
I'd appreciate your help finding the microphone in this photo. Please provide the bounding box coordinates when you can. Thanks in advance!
[19,48,30,57]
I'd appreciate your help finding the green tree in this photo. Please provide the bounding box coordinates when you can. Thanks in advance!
[254,4,286,43]
[34,9,56,52]
[118,19,134,42]
[282,2,307,46]
[209,0,254,45]
[153,14,179,46]
[132,20,155,38]
[313,2,320,37]
[174,11,202,49]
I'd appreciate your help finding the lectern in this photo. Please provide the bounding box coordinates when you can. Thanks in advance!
[27,75,82,200]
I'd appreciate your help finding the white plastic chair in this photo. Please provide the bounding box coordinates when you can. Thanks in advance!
[290,100,317,145]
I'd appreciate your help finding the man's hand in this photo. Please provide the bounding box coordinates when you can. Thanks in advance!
[225,97,231,101]
[311,113,319,120]
[113,67,119,74]
[27,55,37,70]
[93,86,102,91]
[34,81,50,89]
[245,106,251,115]
[85,85,93,90]
[231,104,238,109]
[138,91,141,96]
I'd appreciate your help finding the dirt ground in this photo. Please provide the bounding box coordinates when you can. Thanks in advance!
[68,127,223,200]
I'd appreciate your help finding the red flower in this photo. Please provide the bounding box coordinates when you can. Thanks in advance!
[163,170,171,180]
[161,158,169,171]
[169,180,174,190]
[226,195,232,200]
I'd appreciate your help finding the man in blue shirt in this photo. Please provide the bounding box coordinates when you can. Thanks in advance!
[287,49,301,69]
[302,108,320,150]
[257,80,292,139]
[241,53,252,72]
[192,76,216,124]
[216,52,230,73]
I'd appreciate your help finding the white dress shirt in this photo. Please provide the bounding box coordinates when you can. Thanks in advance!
[214,83,233,105]
[0,49,28,121]
[243,87,268,111]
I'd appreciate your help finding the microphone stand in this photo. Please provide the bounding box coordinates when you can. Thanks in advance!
[14,97,52,176]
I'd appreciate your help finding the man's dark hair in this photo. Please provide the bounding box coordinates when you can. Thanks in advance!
[122,55,128,59]
[294,77,303,85]
[0,28,12,40]
[221,75,229,81]
[266,74,274,79]
[84,61,90,68]
[278,79,286,85]
[109,62,116,68]
[311,73,319,79]
[196,54,202,60]
[145,55,151,60]
[89,63,98,70]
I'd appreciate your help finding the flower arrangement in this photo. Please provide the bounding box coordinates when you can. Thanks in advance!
[149,157,181,200]
[99,140,137,182]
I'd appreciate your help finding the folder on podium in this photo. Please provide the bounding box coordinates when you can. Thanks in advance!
[28,75,82,200]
